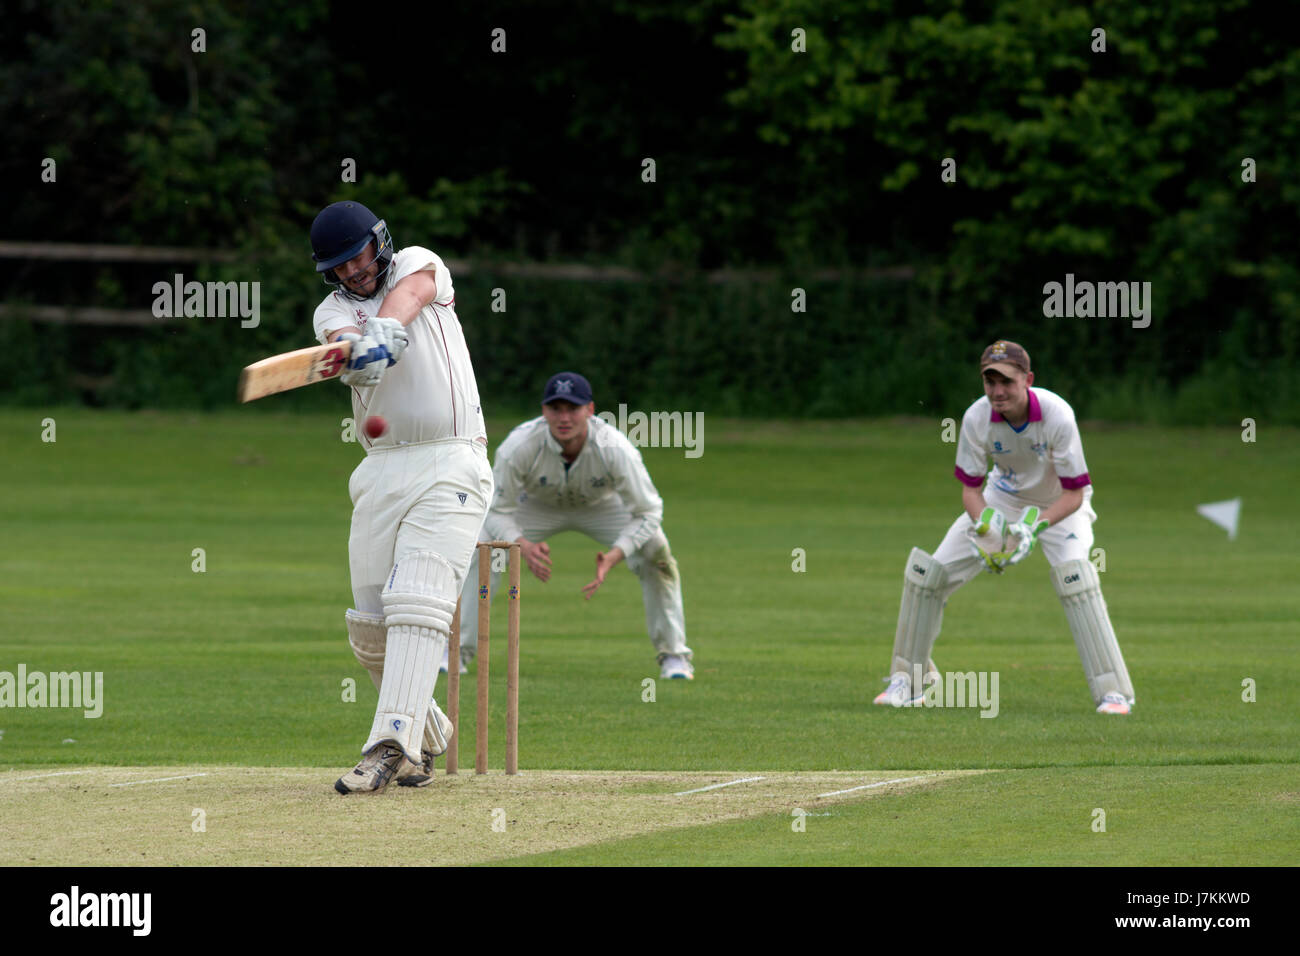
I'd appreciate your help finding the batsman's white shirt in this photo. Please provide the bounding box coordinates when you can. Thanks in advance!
[954,387,1092,508]
[312,246,487,449]
[485,415,663,560]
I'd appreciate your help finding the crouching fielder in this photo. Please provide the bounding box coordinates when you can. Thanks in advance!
[455,372,695,680]
[307,200,493,793]
[874,340,1135,715]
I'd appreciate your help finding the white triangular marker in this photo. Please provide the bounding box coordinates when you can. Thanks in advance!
[1196,497,1241,540]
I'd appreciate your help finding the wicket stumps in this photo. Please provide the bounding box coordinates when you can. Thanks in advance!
[446,541,521,775]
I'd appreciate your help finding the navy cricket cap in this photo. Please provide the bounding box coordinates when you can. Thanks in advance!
[541,372,594,406]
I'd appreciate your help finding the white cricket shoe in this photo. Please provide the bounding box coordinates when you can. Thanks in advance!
[440,645,468,675]
[659,654,694,680]
[872,670,939,707]
[873,673,913,707]
[334,744,405,795]
[1096,693,1132,715]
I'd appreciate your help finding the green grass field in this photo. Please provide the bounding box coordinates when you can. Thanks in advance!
[1,408,1296,865]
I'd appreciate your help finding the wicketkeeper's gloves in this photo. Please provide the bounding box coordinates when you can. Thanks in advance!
[972,506,1007,540]
[1004,507,1050,567]
[967,506,1009,574]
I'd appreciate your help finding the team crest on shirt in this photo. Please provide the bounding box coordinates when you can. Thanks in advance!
[590,477,607,488]
[539,476,547,486]
[992,441,1006,453]
[1030,440,1048,459]
[457,493,467,505]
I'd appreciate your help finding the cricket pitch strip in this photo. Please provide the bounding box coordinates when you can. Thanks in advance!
[0,767,983,865]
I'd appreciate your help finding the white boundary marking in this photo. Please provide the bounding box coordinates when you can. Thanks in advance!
[109,773,210,788]
[817,774,932,798]
[6,770,96,782]
[673,776,766,796]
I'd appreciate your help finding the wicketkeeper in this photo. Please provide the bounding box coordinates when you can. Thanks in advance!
[874,340,1135,714]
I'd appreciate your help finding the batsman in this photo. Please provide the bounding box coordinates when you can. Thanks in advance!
[307,200,493,792]
[873,340,1135,714]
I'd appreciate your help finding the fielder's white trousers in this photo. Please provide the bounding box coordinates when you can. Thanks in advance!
[348,439,494,614]
[931,489,1098,600]
[458,496,691,659]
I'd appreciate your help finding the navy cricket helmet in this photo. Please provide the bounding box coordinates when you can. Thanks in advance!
[310,201,394,301]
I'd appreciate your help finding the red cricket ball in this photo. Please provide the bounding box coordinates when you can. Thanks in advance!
[363,415,388,439]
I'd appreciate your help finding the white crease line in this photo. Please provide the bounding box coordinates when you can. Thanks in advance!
[6,770,97,782]
[674,776,766,796]
[109,773,210,788]
[817,774,934,798]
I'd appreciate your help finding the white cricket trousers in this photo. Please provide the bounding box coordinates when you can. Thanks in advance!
[457,496,691,659]
[347,438,494,615]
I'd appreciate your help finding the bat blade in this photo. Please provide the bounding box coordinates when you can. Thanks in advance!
[237,340,353,402]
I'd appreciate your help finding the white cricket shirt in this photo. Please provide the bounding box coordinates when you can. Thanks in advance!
[312,247,486,449]
[484,415,664,558]
[954,387,1092,507]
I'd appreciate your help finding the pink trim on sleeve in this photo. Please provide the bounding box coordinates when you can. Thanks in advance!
[1059,472,1091,490]
[954,466,985,488]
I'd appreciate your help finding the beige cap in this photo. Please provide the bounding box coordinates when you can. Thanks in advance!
[980,340,1031,378]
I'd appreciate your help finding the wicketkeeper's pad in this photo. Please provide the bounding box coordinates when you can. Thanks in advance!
[890,548,948,682]
[1051,559,1135,705]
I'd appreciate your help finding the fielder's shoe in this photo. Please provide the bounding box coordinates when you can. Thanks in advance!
[1096,692,1132,715]
[659,654,694,680]
[439,646,468,675]
[873,673,912,707]
[872,670,939,707]
[334,744,405,795]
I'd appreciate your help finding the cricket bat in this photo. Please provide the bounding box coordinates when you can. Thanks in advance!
[237,340,353,402]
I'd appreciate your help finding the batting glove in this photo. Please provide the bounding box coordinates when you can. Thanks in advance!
[369,317,408,365]
[338,333,390,387]
[1003,507,1050,567]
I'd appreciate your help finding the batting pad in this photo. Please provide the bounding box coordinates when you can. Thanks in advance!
[346,609,386,690]
[1051,559,1135,705]
[347,608,451,757]
[425,698,452,756]
[891,548,948,683]
[364,552,458,761]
